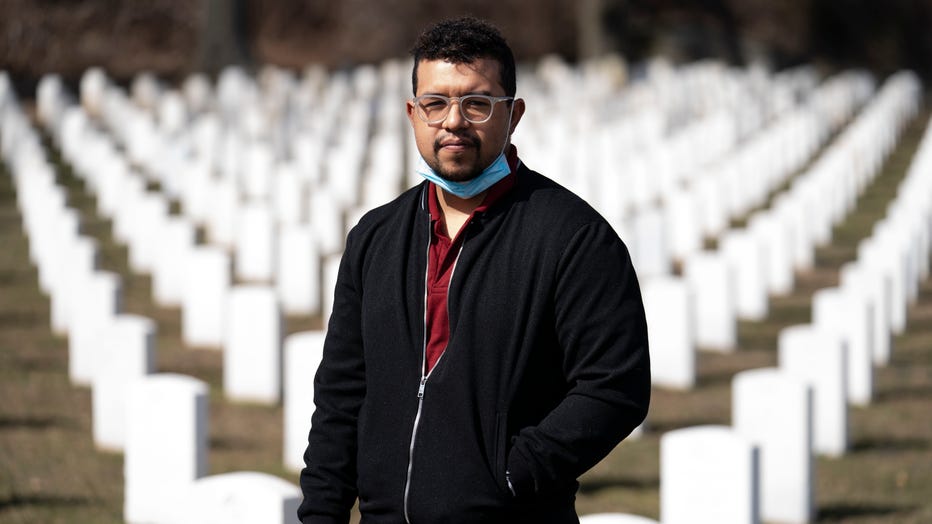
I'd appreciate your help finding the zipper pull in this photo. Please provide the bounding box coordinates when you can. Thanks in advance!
[417,376,427,399]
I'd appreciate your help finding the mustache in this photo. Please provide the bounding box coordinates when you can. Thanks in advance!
[433,134,479,151]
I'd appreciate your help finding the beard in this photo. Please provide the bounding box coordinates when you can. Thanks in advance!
[428,135,485,182]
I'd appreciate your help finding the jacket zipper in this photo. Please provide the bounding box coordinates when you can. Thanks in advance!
[403,212,466,523]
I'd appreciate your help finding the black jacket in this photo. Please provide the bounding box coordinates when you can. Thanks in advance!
[298,162,650,524]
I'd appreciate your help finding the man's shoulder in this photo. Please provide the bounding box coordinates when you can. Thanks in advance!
[352,182,426,232]
[512,163,606,225]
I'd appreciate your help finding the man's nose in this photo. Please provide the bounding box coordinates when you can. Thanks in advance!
[442,100,470,130]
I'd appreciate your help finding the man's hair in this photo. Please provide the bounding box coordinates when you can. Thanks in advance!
[410,16,517,97]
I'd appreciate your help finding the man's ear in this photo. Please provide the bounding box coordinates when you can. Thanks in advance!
[508,98,526,135]
[406,99,418,126]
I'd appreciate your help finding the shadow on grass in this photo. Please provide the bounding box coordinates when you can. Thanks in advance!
[874,382,932,402]
[0,415,76,431]
[851,436,930,452]
[0,309,46,328]
[0,493,94,511]
[209,435,262,451]
[818,503,909,521]
[645,418,723,435]
[578,475,660,495]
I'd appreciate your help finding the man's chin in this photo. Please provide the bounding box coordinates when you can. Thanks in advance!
[434,162,481,183]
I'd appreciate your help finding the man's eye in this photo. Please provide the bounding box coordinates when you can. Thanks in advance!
[464,98,491,110]
[422,99,447,109]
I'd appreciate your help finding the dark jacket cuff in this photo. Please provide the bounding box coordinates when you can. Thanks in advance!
[506,450,535,498]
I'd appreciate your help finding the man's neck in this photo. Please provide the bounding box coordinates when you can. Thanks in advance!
[436,185,486,239]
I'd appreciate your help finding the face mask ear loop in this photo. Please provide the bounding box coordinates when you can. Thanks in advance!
[499,100,516,157]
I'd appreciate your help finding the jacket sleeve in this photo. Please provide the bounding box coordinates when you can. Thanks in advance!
[298,229,366,524]
[506,220,651,497]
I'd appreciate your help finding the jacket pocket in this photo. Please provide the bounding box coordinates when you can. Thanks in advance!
[493,410,510,495]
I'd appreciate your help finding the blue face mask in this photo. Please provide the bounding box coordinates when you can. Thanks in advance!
[415,151,511,199]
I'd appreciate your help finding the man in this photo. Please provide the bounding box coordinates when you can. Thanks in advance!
[299,16,650,524]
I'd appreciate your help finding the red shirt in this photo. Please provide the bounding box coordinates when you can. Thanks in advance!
[424,148,518,374]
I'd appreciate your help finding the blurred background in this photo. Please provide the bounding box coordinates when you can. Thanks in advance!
[2,0,932,93]
[2,2,932,523]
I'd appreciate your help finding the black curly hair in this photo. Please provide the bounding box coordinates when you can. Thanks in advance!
[410,16,517,97]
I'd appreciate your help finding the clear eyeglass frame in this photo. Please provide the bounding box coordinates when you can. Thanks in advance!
[412,94,514,124]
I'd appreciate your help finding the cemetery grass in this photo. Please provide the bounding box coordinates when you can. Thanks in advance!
[0,111,929,523]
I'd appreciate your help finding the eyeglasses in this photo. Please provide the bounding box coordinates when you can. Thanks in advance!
[412,94,514,124]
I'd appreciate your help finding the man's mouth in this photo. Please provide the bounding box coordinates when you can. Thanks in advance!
[437,137,477,152]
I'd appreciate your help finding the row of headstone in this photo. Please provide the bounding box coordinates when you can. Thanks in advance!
[642,71,919,392]
[651,74,924,524]
[616,71,870,279]
[0,106,306,522]
[53,99,335,317]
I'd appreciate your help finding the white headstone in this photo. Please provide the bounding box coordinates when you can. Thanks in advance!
[152,216,197,307]
[664,189,702,261]
[631,206,670,278]
[272,162,305,225]
[683,251,736,351]
[778,324,848,457]
[748,211,795,296]
[112,174,147,245]
[128,192,170,274]
[182,247,231,349]
[309,186,345,257]
[283,331,326,472]
[180,159,213,225]
[92,314,156,451]
[235,202,275,282]
[661,425,759,524]
[720,229,769,321]
[224,286,282,404]
[642,276,694,390]
[170,471,301,524]
[277,224,321,316]
[124,374,208,524]
[39,208,80,296]
[80,67,108,116]
[206,176,238,249]
[859,233,907,335]
[839,262,890,366]
[51,235,98,336]
[242,141,274,201]
[68,271,122,386]
[694,173,728,238]
[812,287,873,406]
[732,368,814,524]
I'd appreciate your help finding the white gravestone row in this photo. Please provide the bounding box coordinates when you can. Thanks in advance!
[662,76,926,524]
[8,77,301,524]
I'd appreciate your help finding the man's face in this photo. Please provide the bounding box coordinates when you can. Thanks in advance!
[406,58,524,183]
